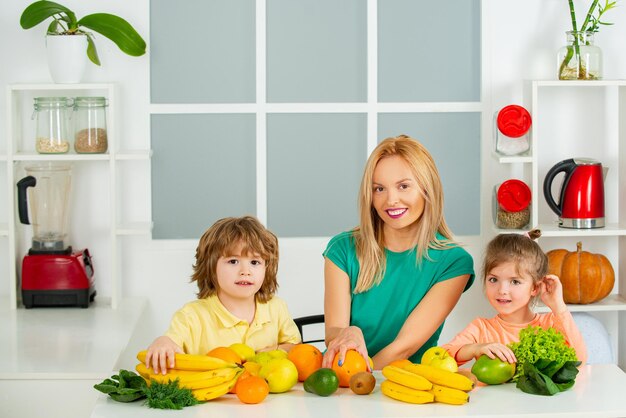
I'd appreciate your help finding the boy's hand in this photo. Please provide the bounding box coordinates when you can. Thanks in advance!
[539,274,567,314]
[145,336,183,375]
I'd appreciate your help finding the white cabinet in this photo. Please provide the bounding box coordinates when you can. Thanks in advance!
[2,83,152,309]
[494,80,626,369]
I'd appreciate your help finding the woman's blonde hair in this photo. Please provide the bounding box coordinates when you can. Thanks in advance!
[353,134,456,293]
[191,216,279,303]
[482,229,547,305]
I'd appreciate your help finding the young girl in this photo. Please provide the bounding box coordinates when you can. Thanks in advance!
[323,135,475,370]
[442,230,587,365]
[145,216,301,374]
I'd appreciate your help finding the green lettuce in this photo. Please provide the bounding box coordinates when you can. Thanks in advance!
[508,326,578,381]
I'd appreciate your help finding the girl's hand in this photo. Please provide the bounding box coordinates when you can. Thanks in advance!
[321,326,370,371]
[145,336,183,375]
[476,343,516,364]
[539,274,567,314]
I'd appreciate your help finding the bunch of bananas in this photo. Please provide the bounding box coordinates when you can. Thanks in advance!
[381,363,474,405]
[136,350,243,401]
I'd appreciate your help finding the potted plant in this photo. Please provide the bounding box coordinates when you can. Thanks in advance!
[558,0,617,80]
[20,0,146,83]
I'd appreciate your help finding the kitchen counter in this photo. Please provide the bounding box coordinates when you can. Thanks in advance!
[0,297,146,418]
[91,364,626,418]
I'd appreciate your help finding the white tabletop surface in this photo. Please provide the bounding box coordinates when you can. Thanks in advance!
[91,364,626,418]
[0,297,145,379]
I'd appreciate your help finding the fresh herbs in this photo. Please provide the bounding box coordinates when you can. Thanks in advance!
[93,369,147,403]
[508,326,581,396]
[144,379,199,410]
[94,370,199,409]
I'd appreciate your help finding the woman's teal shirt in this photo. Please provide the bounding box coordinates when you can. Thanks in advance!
[323,230,475,363]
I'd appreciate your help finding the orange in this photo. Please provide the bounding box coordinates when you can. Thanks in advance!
[230,370,251,394]
[287,343,323,382]
[331,350,371,387]
[236,375,270,404]
[388,359,412,369]
[206,346,242,364]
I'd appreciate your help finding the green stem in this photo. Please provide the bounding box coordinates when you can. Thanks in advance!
[580,0,600,31]
[560,0,580,79]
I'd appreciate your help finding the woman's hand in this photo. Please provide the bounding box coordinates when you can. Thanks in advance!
[474,342,516,363]
[539,274,567,314]
[322,326,370,371]
[145,336,183,375]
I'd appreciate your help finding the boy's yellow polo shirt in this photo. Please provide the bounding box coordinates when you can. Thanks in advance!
[165,295,301,355]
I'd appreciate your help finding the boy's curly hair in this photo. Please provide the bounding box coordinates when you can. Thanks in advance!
[191,216,279,303]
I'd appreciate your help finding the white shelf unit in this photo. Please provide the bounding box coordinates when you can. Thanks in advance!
[499,80,626,368]
[3,83,152,310]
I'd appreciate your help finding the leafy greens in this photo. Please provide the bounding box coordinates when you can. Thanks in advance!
[508,326,581,396]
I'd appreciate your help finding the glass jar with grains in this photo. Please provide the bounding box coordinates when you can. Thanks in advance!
[33,97,72,154]
[494,179,531,230]
[73,96,108,153]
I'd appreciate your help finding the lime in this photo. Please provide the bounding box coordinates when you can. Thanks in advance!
[304,368,340,397]
[471,355,516,385]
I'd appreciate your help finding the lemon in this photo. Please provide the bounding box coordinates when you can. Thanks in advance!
[229,343,256,362]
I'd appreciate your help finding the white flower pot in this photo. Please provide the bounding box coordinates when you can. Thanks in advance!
[46,34,88,84]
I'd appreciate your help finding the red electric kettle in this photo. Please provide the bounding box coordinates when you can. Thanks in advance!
[543,158,606,228]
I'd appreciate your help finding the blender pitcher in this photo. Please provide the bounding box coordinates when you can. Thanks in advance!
[17,164,72,253]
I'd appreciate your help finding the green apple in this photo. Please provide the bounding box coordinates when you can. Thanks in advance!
[260,358,298,393]
[471,355,516,385]
[253,352,274,368]
[268,349,288,359]
[421,346,458,372]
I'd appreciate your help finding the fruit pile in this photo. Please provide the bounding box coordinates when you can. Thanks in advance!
[380,347,474,405]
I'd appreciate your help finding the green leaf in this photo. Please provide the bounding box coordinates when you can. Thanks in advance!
[78,13,146,57]
[552,361,580,384]
[86,33,101,66]
[20,1,77,31]
[109,391,146,403]
[93,383,119,394]
[516,363,560,396]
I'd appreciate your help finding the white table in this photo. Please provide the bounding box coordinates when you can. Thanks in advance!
[0,298,146,418]
[91,364,626,418]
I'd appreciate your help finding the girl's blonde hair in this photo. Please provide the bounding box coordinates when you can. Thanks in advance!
[353,134,456,293]
[482,229,547,304]
[191,216,279,303]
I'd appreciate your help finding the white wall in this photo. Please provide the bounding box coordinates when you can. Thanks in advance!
[2,0,626,359]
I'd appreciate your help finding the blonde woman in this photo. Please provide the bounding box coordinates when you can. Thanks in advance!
[322,135,474,370]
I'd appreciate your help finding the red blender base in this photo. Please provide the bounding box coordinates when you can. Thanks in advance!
[21,248,96,309]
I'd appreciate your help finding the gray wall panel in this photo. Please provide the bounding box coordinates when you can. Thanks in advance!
[151,114,256,239]
[267,114,367,236]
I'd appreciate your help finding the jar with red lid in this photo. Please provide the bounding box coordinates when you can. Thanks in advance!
[494,179,531,229]
[494,105,531,156]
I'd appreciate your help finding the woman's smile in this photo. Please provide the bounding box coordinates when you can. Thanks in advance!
[386,208,408,219]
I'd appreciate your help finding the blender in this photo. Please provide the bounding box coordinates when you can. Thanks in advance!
[17,163,95,308]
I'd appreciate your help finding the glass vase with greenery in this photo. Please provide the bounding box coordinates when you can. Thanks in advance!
[558,0,617,80]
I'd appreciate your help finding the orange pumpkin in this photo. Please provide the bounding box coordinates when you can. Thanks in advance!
[546,242,614,304]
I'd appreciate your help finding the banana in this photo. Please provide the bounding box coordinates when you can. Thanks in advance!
[403,363,474,392]
[382,365,432,390]
[135,363,198,379]
[381,380,434,404]
[192,370,242,401]
[429,384,470,405]
[135,363,240,389]
[136,350,239,371]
